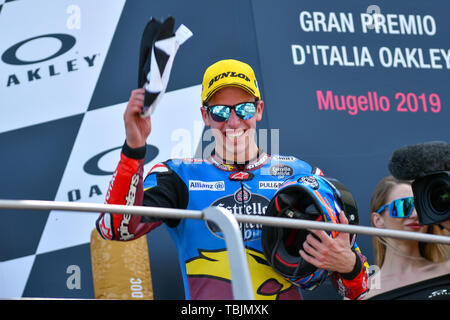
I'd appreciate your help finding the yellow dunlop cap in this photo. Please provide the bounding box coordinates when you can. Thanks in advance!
[201,59,261,104]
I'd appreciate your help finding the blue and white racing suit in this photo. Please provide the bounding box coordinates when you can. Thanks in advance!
[96,143,369,300]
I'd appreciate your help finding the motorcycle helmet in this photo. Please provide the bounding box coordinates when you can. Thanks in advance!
[261,174,358,289]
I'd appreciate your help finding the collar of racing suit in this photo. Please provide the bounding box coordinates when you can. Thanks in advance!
[208,150,270,172]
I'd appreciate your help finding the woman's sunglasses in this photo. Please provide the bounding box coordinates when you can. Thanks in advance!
[376,197,415,218]
[203,101,258,122]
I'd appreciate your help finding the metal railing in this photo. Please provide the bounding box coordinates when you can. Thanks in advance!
[1,199,449,300]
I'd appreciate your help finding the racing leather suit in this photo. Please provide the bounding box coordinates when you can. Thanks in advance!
[96,142,369,300]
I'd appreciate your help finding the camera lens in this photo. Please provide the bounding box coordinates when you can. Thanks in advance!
[412,171,450,225]
[429,179,450,214]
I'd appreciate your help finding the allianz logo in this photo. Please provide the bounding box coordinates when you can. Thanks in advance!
[189,180,225,191]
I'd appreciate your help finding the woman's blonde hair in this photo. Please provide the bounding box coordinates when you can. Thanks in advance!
[370,176,448,267]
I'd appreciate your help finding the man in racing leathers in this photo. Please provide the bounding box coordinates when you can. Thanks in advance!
[96,59,369,300]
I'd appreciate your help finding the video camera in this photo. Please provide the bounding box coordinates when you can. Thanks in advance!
[388,141,450,225]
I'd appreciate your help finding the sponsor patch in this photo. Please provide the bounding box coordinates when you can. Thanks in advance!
[269,164,294,179]
[297,175,320,190]
[246,153,269,170]
[271,155,296,162]
[208,71,251,88]
[125,173,140,205]
[229,171,254,181]
[189,180,225,191]
[208,191,270,241]
[258,181,284,190]
[234,187,251,203]
[119,214,134,241]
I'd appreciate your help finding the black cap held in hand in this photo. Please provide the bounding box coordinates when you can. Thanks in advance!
[138,17,161,88]
[138,16,175,89]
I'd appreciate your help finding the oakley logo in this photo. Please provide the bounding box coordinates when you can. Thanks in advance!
[2,33,76,65]
[208,72,251,88]
[84,144,159,176]
[2,33,102,88]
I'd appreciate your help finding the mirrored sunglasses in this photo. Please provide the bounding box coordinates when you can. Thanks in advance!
[203,101,257,122]
[376,196,415,218]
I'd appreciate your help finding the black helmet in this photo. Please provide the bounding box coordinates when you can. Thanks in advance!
[261,174,358,289]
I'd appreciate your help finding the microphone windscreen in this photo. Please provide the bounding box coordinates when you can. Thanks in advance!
[388,141,450,180]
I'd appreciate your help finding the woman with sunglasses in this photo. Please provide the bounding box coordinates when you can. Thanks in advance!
[365,176,449,299]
